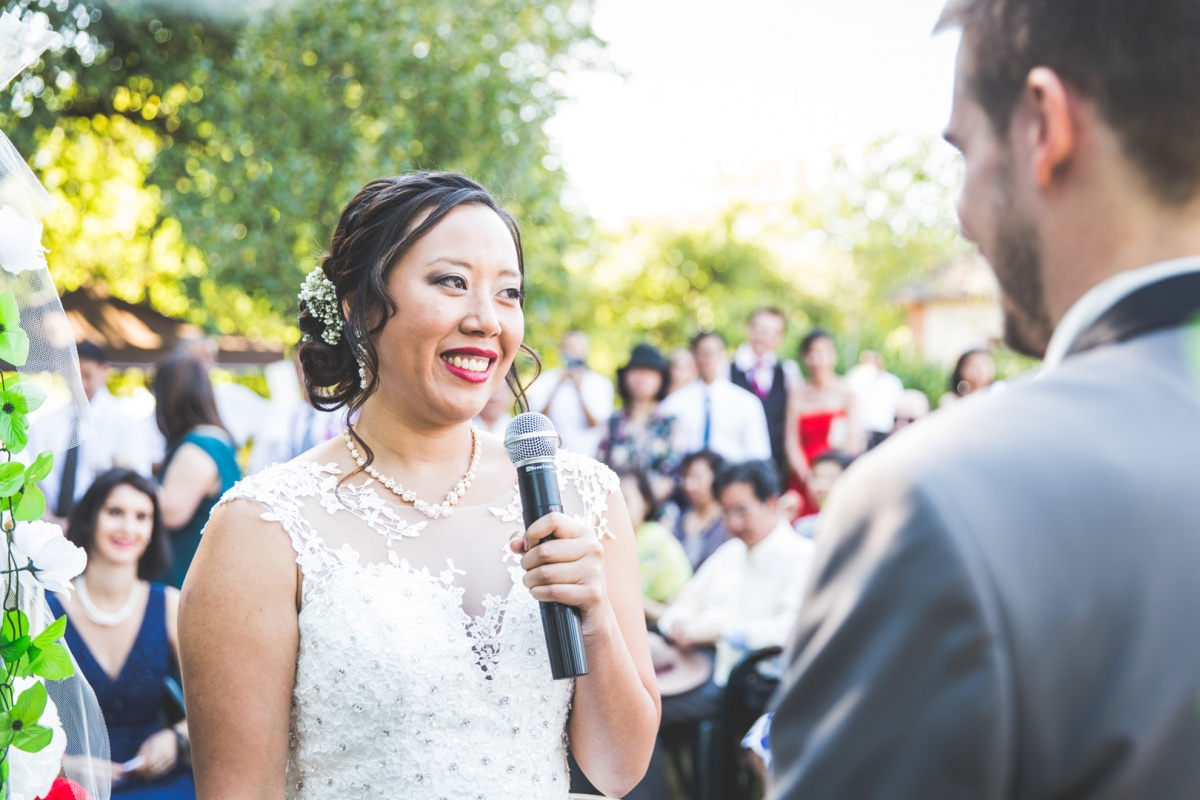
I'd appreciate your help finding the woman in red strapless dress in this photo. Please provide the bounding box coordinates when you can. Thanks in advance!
[784,330,862,518]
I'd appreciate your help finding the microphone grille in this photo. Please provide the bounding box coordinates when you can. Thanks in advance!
[504,412,559,464]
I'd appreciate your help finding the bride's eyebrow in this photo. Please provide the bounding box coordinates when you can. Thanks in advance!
[425,257,474,269]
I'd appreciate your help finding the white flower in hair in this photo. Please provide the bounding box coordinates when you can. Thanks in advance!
[299,266,344,346]
[9,520,87,595]
[0,206,48,275]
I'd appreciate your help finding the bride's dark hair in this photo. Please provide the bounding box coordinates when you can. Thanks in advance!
[298,172,539,469]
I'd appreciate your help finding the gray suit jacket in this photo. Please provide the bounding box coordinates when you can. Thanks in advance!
[769,320,1200,798]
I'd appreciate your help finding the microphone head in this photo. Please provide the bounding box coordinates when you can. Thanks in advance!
[504,412,559,465]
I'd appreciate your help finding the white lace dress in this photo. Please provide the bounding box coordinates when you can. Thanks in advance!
[217,449,618,799]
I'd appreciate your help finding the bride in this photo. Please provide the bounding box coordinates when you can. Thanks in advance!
[178,172,659,798]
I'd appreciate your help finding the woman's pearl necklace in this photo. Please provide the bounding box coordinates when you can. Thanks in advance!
[343,426,480,519]
[74,575,144,627]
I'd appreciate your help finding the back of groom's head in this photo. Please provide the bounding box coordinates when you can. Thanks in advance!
[938,0,1200,207]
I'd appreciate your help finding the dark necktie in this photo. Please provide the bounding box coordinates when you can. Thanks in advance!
[56,421,80,518]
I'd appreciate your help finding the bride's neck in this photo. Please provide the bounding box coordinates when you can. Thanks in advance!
[353,402,473,471]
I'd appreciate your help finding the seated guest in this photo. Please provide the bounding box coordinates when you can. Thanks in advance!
[624,460,815,799]
[669,450,730,570]
[938,347,996,407]
[153,353,242,587]
[619,471,693,624]
[658,460,815,714]
[598,344,684,503]
[794,450,855,539]
[51,468,195,798]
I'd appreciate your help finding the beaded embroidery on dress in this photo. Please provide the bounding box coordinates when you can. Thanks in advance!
[217,449,619,800]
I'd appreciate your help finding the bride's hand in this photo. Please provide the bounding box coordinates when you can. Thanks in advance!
[512,512,610,631]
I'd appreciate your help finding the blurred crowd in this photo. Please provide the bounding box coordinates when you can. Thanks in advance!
[33,315,997,799]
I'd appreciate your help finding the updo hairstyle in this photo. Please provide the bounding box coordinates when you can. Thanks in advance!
[300,171,537,413]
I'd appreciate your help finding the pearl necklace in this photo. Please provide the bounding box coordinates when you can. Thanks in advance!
[344,426,480,519]
[74,576,144,627]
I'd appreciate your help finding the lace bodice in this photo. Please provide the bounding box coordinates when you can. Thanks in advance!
[218,449,619,800]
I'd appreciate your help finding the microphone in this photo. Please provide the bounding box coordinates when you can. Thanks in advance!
[503,412,589,680]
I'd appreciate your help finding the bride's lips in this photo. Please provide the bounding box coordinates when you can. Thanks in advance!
[441,347,498,384]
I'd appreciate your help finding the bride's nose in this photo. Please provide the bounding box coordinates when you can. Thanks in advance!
[462,293,501,337]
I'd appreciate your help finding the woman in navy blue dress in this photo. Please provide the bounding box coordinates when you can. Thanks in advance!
[49,468,195,798]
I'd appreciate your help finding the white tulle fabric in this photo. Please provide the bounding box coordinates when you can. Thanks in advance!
[218,448,618,800]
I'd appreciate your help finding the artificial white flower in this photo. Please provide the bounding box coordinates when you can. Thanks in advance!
[6,678,67,800]
[0,205,48,275]
[10,520,87,594]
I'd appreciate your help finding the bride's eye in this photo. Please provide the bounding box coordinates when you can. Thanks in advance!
[501,287,524,301]
[437,275,467,290]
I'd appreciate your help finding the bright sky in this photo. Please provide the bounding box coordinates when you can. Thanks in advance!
[547,0,961,226]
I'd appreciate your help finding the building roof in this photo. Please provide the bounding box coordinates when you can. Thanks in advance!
[894,252,1000,304]
[61,286,285,368]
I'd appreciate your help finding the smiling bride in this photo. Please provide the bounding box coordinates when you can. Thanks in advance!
[177,172,659,799]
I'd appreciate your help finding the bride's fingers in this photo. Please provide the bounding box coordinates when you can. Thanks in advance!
[517,512,590,551]
[522,552,604,589]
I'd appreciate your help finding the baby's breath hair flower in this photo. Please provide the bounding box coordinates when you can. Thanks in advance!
[299,266,344,346]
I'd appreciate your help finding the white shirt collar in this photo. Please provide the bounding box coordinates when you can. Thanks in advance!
[733,343,776,372]
[1042,255,1200,371]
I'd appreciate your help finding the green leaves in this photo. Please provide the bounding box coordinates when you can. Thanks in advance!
[12,484,45,522]
[0,294,29,368]
[0,681,53,752]
[0,462,25,496]
[0,612,73,683]
[0,381,45,455]
[0,450,54,517]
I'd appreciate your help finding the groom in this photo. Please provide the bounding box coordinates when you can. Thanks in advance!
[769,0,1200,797]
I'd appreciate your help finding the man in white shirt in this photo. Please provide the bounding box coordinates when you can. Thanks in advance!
[657,458,814,719]
[524,330,614,457]
[730,308,803,475]
[660,331,771,462]
[621,459,813,800]
[843,350,904,450]
[30,341,154,519]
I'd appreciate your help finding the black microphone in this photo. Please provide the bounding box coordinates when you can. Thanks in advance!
[503,412,589,680]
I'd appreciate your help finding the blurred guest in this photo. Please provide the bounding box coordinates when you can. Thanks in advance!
[730,307,803,478]
[473,382,516,437]
[667,347,697,395]
[51,468,194,798]
[669,450,729,570]
[660,331,771,462]
[890,389,932,437]
[939,347,995,406]
[30,341,154,521]
[793,450,854,539]
[153,354,241,588]
[844,350,904,449]
[174,336,270,450]
[249,355,342,474]
[619,471,692,624]
[598,344,683,503]
[524,330,614,456]
[784,329,861,515]
[657,460,814,731]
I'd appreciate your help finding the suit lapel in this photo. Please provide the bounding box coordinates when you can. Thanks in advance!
[1066,270,1200,358]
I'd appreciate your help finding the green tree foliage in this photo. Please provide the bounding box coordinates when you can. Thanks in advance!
[2,0,599,338]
